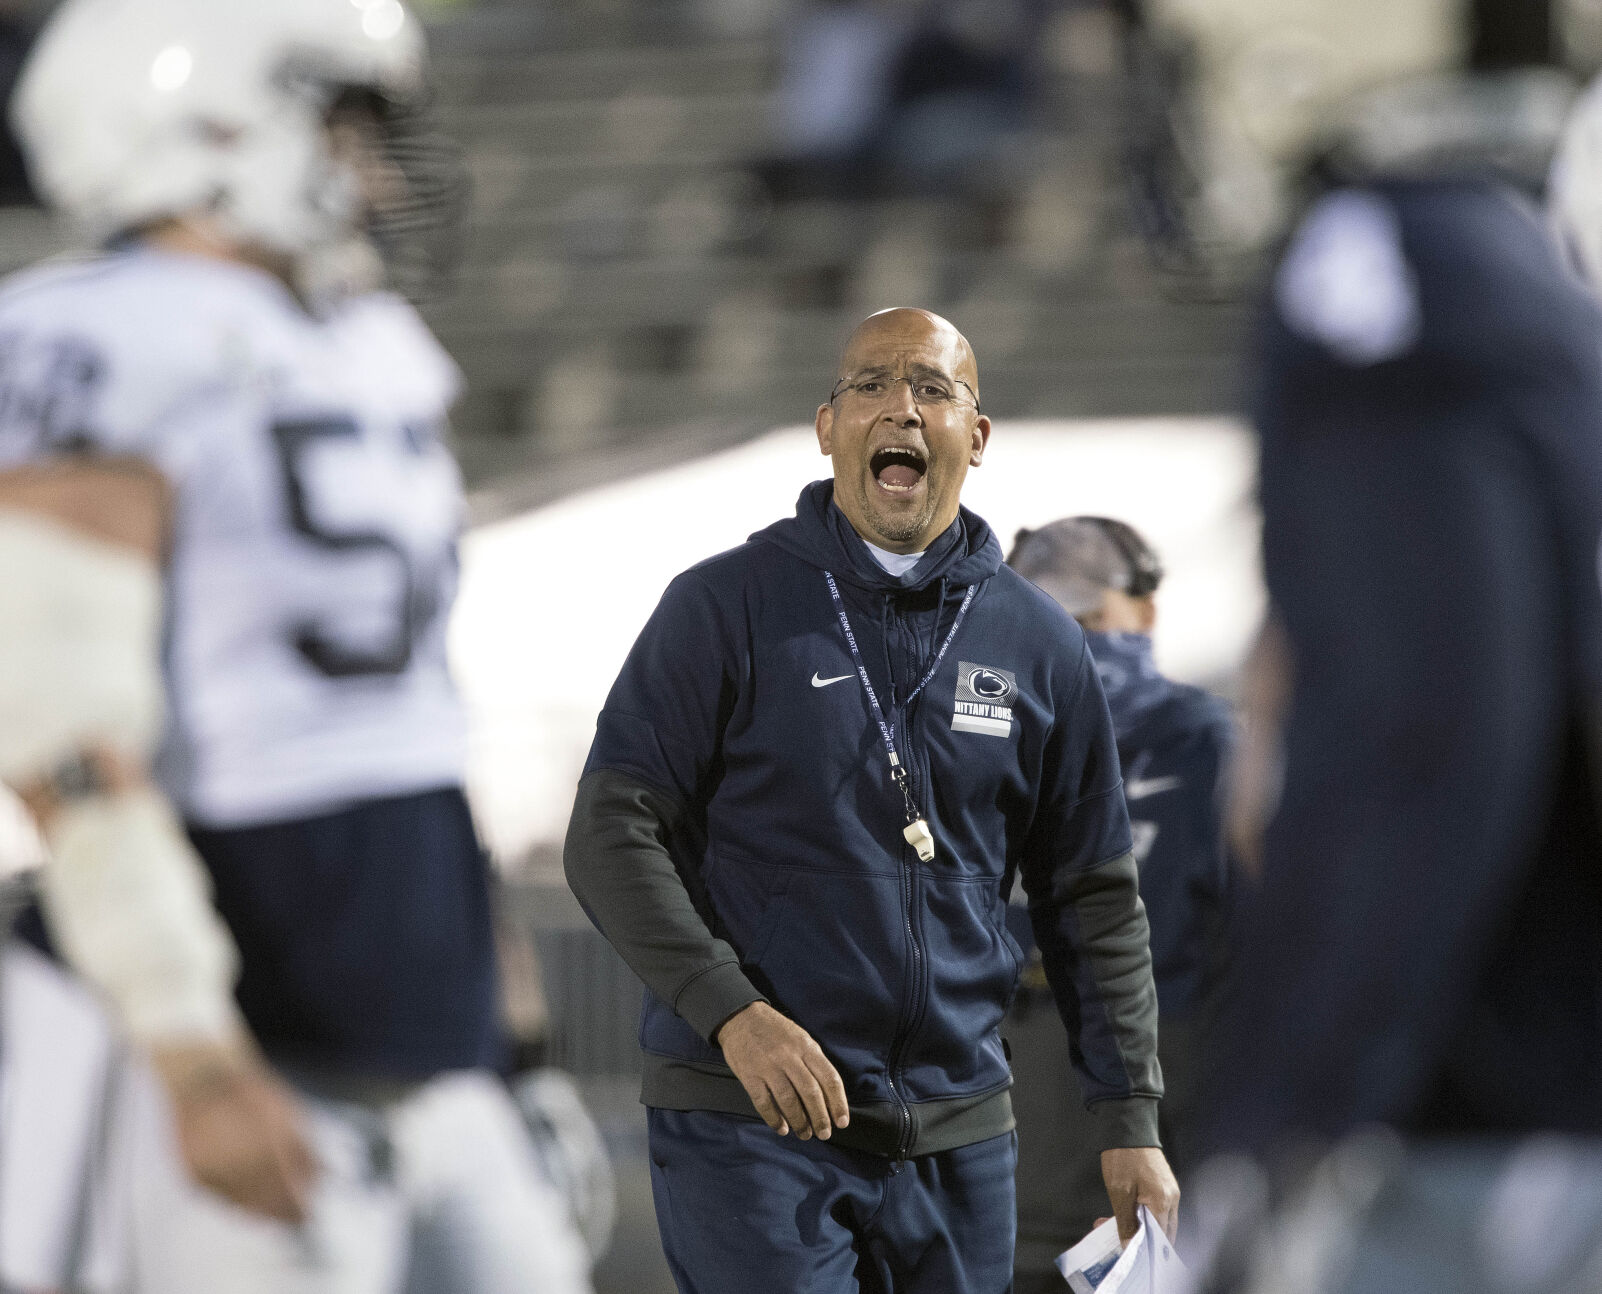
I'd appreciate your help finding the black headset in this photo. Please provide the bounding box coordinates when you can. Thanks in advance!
[1075,516,1164,598]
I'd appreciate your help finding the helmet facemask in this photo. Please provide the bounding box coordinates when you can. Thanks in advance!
[223,73,467,307]
[313,84,468,304]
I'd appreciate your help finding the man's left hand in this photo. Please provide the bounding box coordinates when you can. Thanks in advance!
[1100,1146,1179,1244]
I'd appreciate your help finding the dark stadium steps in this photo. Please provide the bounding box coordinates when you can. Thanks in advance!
[418,11,1248,485]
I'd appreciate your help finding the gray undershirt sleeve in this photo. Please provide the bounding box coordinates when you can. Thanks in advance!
[1043,848,1163,1149]
[563,767,766,1041]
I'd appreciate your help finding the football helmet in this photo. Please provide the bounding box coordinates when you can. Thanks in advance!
[12,0,462,294]
[1124,0,1574,290]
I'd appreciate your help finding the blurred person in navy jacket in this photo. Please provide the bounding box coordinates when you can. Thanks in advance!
[1123,0,1602,1164]
[1193,107,1602,1289]
[1003,517,1234,1289]
[1113,1,1602,1288]
[1208,84,1602,1169]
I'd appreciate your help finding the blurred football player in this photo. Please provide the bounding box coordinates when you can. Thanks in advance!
[1122,1,1602,1290]
[0,1,592,1290]
[1004,517,1234,1290]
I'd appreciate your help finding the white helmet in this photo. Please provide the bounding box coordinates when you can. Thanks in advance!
[1131,0,1572,286]
[1136,0,1464,262]
[12,0,433,262]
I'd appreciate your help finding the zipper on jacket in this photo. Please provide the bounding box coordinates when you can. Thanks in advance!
[888,582,955,1160]
[882,596,931,1162]
[885,689,918,1162]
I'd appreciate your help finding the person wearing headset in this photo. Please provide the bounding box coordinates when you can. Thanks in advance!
[1003,517,1236,1291]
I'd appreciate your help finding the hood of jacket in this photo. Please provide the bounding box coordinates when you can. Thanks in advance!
[752,479,1004,593]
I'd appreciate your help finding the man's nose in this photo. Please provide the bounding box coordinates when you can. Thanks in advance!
[881,378,922,425]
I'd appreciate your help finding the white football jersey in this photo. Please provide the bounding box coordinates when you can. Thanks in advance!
[0,248,467,827]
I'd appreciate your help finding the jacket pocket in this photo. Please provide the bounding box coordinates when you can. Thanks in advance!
[990,896,1024,977]
[739,869,792,969]
[903,876,1019,1099]
[987,897,1025,1020]
[730,866,909,1085]
[704,844,793,967]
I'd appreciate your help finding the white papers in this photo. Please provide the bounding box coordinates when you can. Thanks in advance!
[1058,1216,1122,1294]
[1056,1207,1189,1294]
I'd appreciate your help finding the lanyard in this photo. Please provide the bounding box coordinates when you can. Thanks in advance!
[823,570,976,859]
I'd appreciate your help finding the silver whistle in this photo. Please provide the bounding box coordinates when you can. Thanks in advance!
[903,818,936,863]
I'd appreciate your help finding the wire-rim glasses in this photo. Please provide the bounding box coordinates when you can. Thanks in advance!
[830,372,982,416]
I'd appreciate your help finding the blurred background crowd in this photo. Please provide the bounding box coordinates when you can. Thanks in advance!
[0,0,1250,500]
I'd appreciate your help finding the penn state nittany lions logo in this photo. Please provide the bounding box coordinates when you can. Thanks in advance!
[967,667,1013,701]
[953,662,1017,738]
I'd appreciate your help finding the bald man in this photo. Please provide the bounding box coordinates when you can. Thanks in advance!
[566,309,1176,1292]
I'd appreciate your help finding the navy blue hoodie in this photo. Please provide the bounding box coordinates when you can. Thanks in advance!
[565,480,1162,1156]
[1086,631,1235,1020]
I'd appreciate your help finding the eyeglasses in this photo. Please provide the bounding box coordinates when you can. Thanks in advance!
[830,373,981,415]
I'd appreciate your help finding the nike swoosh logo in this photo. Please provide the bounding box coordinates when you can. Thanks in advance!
[812,672,853,688]
[1126,775,1183,801]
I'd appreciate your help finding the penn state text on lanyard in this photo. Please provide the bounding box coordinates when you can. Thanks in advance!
[823,570,977,863]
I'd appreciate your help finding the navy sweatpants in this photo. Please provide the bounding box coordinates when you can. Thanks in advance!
[647,1108,1017,1293]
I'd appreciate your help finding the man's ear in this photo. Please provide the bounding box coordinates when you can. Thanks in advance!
[970,414,992,467]
[816,403,835,456]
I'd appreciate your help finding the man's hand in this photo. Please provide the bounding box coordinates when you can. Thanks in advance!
[151,1043,319,1224]
[714,1001,850,1140]
[1101,1146,1180,1244]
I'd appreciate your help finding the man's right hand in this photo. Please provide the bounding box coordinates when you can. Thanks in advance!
[714,1001,850,1141]
[151,1043,319,1224]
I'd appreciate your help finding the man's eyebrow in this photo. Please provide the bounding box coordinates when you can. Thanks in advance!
[841,362,958,382]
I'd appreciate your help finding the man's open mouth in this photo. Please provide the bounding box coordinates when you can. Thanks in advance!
[871,446,927,494]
